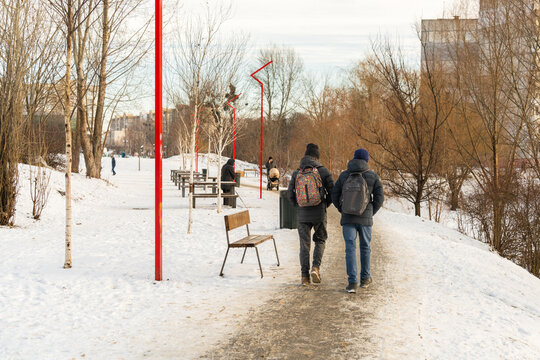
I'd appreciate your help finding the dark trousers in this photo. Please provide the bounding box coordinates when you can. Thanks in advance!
[297,219,327,277]
[222,187,233,206]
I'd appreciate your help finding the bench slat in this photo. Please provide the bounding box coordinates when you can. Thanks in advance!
[230,234,273,247]
[224,210,250,231]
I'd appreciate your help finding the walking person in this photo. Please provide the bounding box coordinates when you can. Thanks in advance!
[221,158,236,206]
[287,143,334,286]
[111,154,116,176]
[332,148,384,293]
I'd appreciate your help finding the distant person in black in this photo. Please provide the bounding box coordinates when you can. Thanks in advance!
[265,157,275,172]
[221,158,236,205]
[265,156,276,188]
[111,155,116,176]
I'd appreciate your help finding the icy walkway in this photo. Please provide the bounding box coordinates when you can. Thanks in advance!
[201,206,540,360]
[201,208,421,360]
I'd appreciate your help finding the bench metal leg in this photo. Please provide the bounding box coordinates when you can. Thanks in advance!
[219,246,230,276]
[273,238,280,266]
[255,247,263,278]
[240,247,247,264]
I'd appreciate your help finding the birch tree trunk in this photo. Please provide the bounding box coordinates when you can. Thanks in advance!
[63,0,74,269]
[187,111,197,234]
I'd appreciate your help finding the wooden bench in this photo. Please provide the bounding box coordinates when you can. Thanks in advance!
[220,210,279,278]
[171,170,200,185]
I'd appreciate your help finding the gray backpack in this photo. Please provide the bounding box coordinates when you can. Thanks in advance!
[340,171,370,216]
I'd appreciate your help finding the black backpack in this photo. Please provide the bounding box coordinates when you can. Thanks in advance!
[340,171,370,216]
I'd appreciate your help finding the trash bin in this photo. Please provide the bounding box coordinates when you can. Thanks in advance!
[234,171,241,187]
[280,190,297,229]
[202,168,207,177]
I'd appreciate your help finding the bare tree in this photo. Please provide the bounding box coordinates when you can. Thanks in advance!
[0,0,55,225]
[298,74,348,175]
[71,0,152,178]
[29,164,52,220]
[208,84,247,213]
[351,39,455,216]
[256,46,304,168]
[170,105,194,170]
[48,0,89,268]
[447,0,531,254]
[167,2,246,229]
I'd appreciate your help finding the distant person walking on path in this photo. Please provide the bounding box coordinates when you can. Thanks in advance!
[332,148,384,293]
[287,143,334,286]
[111,155,116,176]
[221,158,236,206]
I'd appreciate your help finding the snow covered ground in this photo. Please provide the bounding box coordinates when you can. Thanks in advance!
[1,154,539,359]
[368,199,540,360]
[0,155,298,359]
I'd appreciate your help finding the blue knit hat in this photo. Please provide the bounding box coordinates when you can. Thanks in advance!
[354,148,369,162]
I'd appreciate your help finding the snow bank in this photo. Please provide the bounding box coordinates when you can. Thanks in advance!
[372,203,540,359]
[0,156,298,359]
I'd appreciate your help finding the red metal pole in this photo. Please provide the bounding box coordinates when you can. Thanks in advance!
[250,61,272,199]
[227,94,242,170]
[155,0,163,281]
[193,109,202,172]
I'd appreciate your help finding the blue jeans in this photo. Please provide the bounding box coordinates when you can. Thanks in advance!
[342,224,372,284]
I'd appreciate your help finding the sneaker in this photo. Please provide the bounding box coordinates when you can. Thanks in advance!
[360,277,372,288]
[310,267,321,284]
[346,283,358,293]
[301,276,310,286]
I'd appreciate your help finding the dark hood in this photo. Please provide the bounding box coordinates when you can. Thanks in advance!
[225,158,235,166]
[347,159,369,172]
[299,156,322,169]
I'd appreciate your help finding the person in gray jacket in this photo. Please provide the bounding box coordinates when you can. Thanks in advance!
[332,148,384,293]
[287,143,334,286]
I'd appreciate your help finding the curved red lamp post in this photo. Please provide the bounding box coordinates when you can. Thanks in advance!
[155,0,163,281]
[227,93,242,169]
[250,61,272,199]
[194,108,202,172]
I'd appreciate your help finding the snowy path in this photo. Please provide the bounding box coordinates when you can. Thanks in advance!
[202,208,395,359]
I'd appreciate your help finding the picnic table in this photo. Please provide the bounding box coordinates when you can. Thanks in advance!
[172,172,207,186]
[179,176,218,197]
[191,181,238,208]
[170,169,200,184]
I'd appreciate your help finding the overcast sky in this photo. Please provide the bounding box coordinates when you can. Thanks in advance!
[131,0,475,112]
[183,0,467,70]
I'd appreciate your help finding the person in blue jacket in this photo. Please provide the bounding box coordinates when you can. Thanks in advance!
[332,148,384,293]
